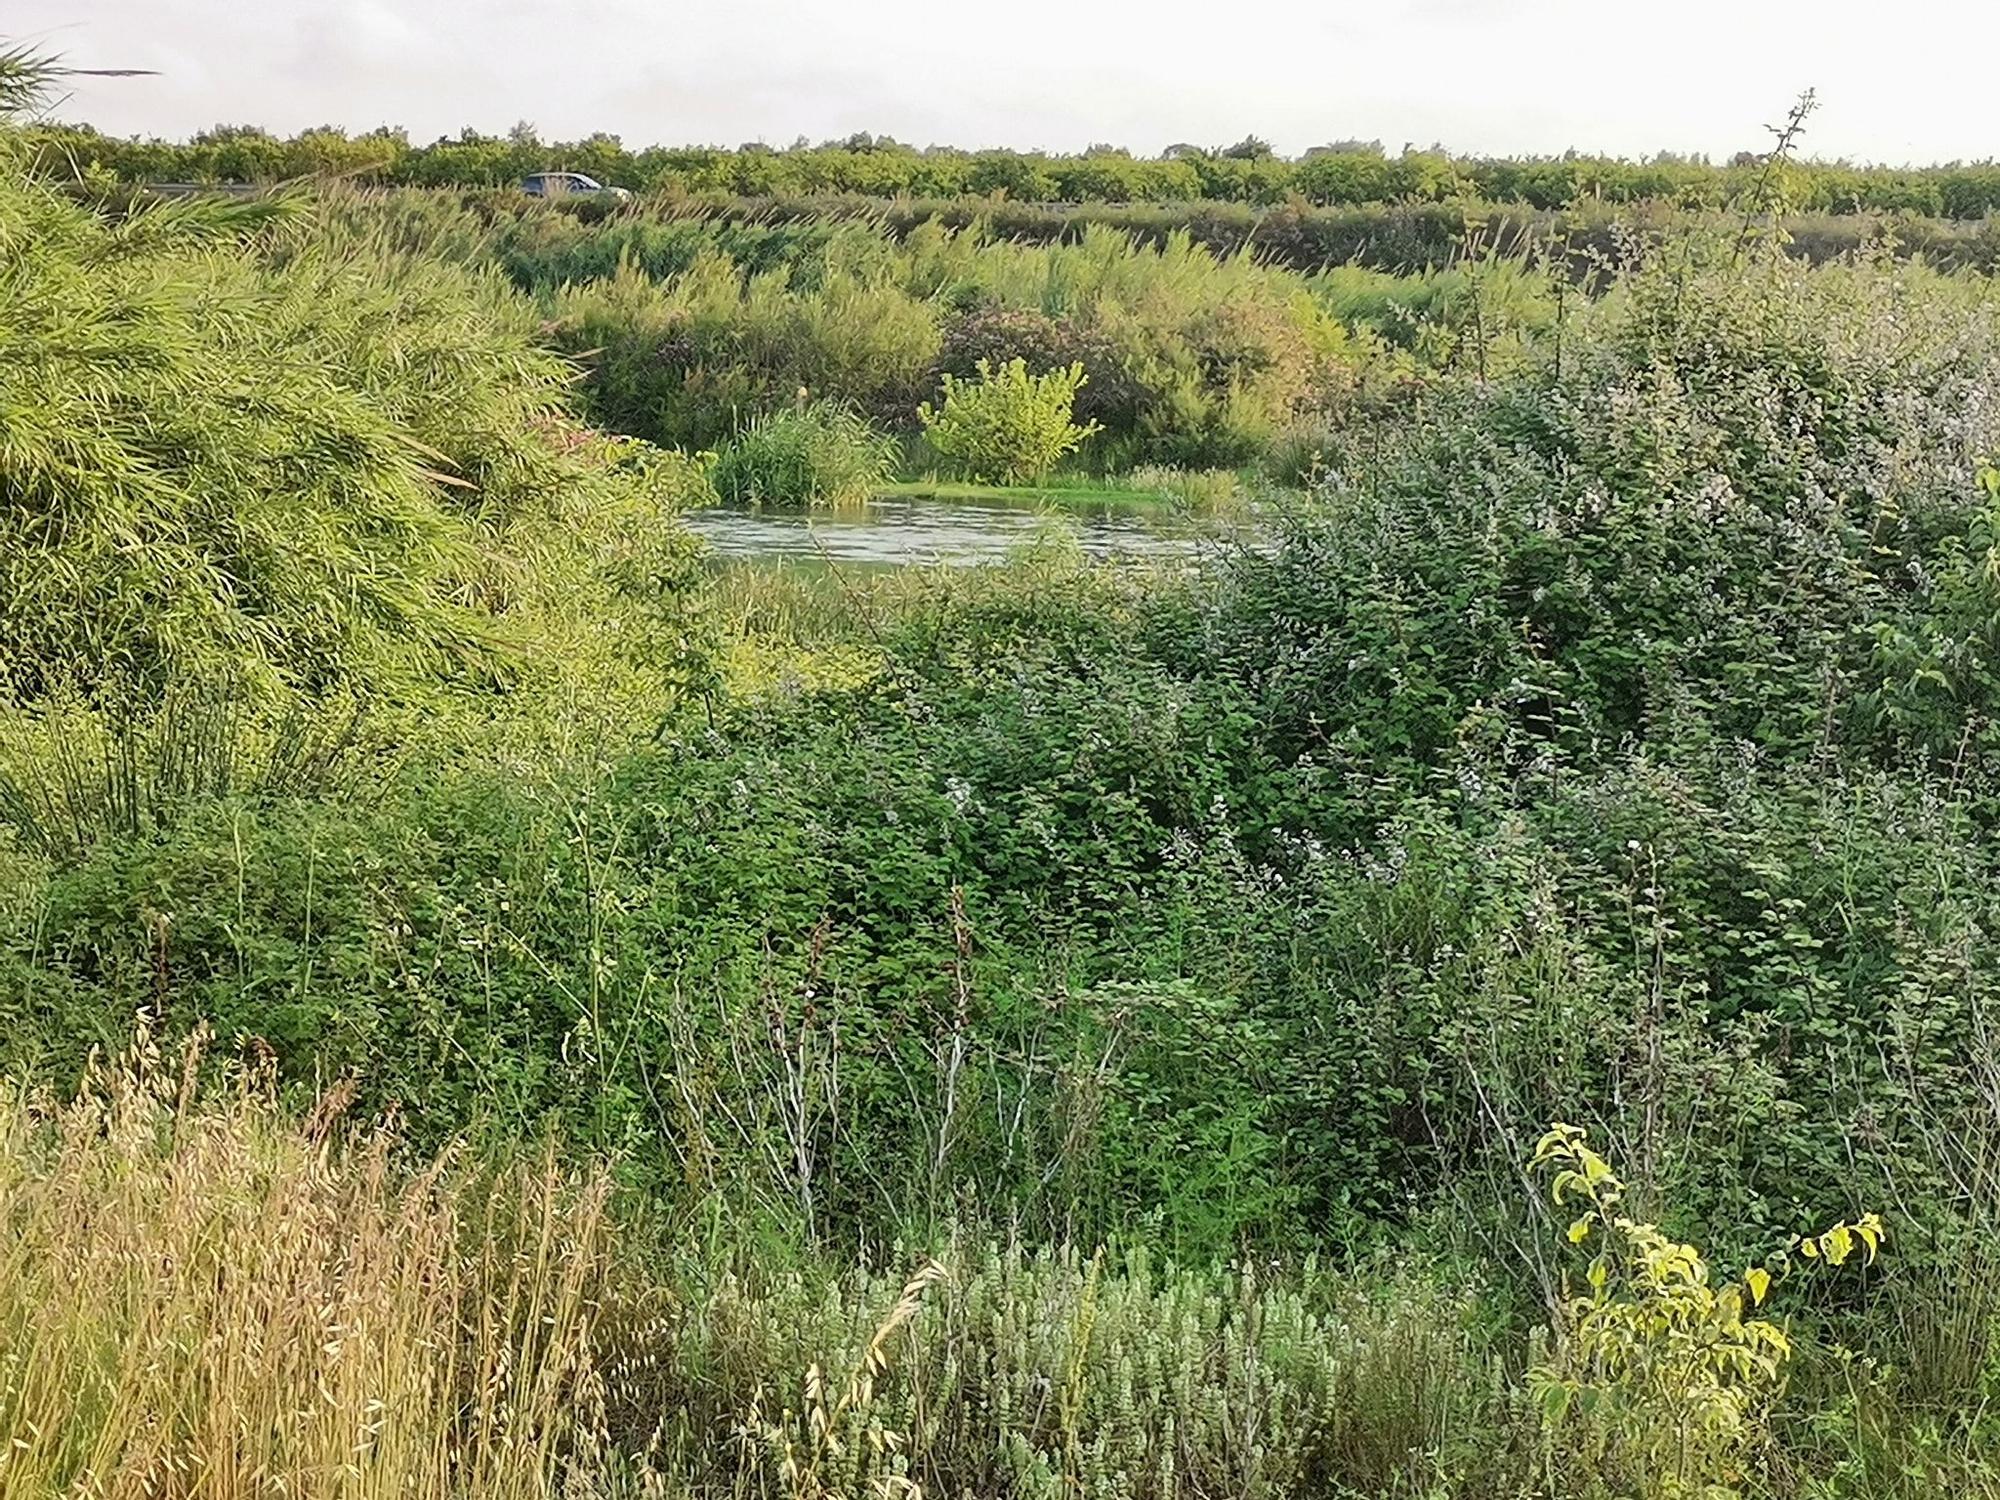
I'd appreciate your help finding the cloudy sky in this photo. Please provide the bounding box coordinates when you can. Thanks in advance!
[13,0,1998,164]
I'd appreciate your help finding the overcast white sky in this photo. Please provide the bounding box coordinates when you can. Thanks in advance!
[12,0,1999,164]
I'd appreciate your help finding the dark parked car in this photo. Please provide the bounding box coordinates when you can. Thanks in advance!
[521,171,631,202]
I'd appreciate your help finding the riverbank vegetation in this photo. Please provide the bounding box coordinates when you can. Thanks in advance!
[13,55,2000,1495]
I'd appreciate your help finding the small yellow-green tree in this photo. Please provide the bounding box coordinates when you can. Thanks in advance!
[918,357,1100,484]
[1531,1123,1883,1499]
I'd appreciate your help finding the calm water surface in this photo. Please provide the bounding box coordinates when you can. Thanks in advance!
[684,493,1238,568]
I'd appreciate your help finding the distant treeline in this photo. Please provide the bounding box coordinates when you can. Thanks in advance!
[28,121,2000,217]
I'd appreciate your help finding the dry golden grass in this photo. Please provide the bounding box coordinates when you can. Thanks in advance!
[0,1027,617,1500]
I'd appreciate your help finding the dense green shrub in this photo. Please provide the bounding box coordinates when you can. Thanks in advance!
[710,402,893,507]
[919,358,1100,482]
[1212,249,2000,777]
[0,167,709,710]
[1167,245,2000,1270]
